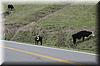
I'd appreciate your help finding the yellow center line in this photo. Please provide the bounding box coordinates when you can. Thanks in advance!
[0,46,83,65]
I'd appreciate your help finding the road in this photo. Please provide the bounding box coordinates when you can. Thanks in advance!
[0,40,98,65]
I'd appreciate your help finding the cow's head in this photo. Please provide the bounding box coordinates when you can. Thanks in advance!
[91,32,95,37]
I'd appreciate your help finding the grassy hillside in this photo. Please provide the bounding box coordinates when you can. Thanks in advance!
[4,4,66,40]
[38,5,97,53]
[4,4,49,40]
[4,4,97,53]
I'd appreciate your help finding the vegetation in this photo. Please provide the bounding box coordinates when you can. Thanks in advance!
[3,4,97,53]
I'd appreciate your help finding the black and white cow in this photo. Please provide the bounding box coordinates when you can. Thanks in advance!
[72,30,94,44]
[35,35,42,45]
[8,4,15,11]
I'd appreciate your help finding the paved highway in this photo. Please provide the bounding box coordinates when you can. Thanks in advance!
[0,40,98,65]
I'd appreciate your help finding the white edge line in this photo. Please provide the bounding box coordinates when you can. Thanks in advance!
[1,40,97,56]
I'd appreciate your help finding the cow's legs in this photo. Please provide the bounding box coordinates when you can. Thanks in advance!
[73,37,76,44]
[40,40,42,45]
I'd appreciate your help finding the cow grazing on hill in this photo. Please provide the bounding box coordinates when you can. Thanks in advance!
[35,35,43,45]
[72,30,94,44]
[8,4,15,11]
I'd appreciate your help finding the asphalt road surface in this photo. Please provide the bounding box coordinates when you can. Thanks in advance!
[0,40,98,65]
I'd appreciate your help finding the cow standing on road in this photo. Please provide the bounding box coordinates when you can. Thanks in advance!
[35,35,43,45]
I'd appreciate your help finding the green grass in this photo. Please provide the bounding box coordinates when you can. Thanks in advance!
[4,4,52,40]
[4,4,48,24]
[39,5,96,29]
[4,4,97,53]
[38,4,97,53]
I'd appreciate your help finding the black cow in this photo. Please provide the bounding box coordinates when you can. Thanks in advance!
[72,30,94,44]
[35,35,42,45]
[8,4,15,11]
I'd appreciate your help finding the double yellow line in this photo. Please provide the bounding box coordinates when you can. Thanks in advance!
[1,45,83,65]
